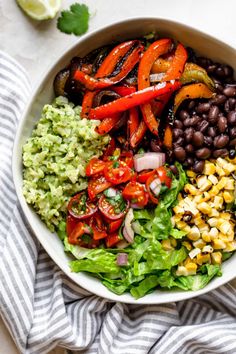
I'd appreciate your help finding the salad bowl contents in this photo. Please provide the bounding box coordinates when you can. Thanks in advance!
[13,19,236,303]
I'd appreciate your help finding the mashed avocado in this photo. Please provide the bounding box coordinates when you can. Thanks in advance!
[22,97,110,231]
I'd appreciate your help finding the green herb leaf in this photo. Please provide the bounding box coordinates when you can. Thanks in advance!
[57,3,90,36]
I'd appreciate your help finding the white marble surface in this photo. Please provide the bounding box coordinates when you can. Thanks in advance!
[0,0,236,353]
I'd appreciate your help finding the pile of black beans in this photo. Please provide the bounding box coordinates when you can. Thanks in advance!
[172,57,236,173]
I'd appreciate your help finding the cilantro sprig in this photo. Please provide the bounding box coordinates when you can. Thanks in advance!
[57,3,90,36]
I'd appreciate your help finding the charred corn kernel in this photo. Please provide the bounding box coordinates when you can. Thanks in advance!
[220,212,231,220]
[184,256,193,265]
[196,253,211,265]
[198,178,212,192]
[161,239,173,251]
[203,162,216,175]
[170,237,177,248]
[224,178,235,190]
[209,227,219,240]
[183,198,199,215]
[189,248,201,259]
[202,245,214,253]
[202,232,211,243]
[198,202,212,215]
[211,252,222,265]
[223,191,234,203]
[187,170,196,178]
[182,241,192,251]
[187,226,201,241]
[208,175,218,185]
[219,220,232,234]
[176,221,187,229]
[199,224,210,233]
[193,239,206,249]
[208,208,220,217]
[216,157,228,169]
[224,162,236,175]
[224,241,236,252]
[213,239,226,249]
[194,215,205,226]
[182,225,192,233]
[208,218,218,227]
[185,263,197,275]
[218,232,230,243]
[184,184,198,195]
[216,177,228,190]
[173,205,184,214]
[215,165,225,177]
[213,196,224,209]
[209,185,220,197]
[172,215,182,223]
[176,266,189,276]
[227,230,235,242]
[177,193,183,201]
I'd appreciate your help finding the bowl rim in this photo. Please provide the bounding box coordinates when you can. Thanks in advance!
[12,16,236,304]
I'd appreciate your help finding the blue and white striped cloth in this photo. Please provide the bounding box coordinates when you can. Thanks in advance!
[1,50,236,354]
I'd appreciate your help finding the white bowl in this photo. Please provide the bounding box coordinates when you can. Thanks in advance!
[12,18,236,304]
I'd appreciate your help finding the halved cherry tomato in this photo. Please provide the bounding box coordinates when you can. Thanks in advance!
[119,151,134,168]
[156,166,172,188]
[88,176,112,200]
[107,218,123,233]
[137,170,155,184]
[90,213,107,240]
[106,232,122,248]
[68,222,91,245]
[68,192,97,219]
[104,161,132,185]
[85,157,106,177]
[66,215,78,236]
[122,181,149,208]
[98,194,128,220]
[146,174,160,204]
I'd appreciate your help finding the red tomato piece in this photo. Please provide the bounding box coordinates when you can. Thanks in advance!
[122,181,149,208]
[104,161,132,185]
[106,233,122,248]
[88,176,112,200]
[137,170,155,184]
[68,222,91,245]
[119,151,134,168]
[68,192,97,219]
[107,218,123,233]
[156,166,172,188]
[66,215,78,236]
[90,213,108,240]
[98,194,128,220]
[85,158,106,177]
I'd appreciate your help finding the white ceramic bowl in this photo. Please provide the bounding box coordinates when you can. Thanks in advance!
[12,18,236,304]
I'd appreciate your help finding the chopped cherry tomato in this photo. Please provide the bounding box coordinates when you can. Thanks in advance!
[146,174,160,204]
[107,218,123,233]
[68,192,97,219]
[88,175,112,200]
[156,166,172,188]
[85,158,106,177]
[104,161,132,185]
[119,151,134,168]
[90,213,107,240]
[66,215,78,236]
[106,232,122,248]
[122,181,149,208]
[137,170,155,184]
[68,222,91,245]
[98,193,128,220]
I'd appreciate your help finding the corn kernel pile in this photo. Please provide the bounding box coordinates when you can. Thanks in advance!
[171,157,236,276]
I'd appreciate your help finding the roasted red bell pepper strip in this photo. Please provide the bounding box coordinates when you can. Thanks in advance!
[96,113,122,134]
[128,107,139,141]
[81,41,138,118]
[163,123,173,149]
[130,120,147,148]
[75,42,144,91]
[138,38,173,135]
[151,92,172,117]
[161,43,188,82]
[173,83,215,114]
[112,85,136,96]
[180,62,215,91]
[89,81,181,120]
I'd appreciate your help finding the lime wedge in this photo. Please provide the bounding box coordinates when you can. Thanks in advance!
[16,0,62,20]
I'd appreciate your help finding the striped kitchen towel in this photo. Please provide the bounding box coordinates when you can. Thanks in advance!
[1,50,236,354]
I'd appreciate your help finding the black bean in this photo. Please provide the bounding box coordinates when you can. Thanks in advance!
[183,212,193,222]
[207,64,217,74]
[213,149,229,158]
[184,127,194,143]
[223,86,236,97]
[173,120,183,129]
[170,165,178,175]
[211,94,227,105]
[228,98,236,110]
[193,131,204,147]
[215,66,227,79]
[179,110,190,121]
[173,137,184,148]
[214,135,229,148]
[202,113,208,119]
[208,126,217,138]
[173,128,183,140]
[150,140,162,152]
[186,157,194,166]
[196,102,211,113]
[227,111,236,125]
[213,79,224,92]
[230,127,236,138]
[193,160,205,173]
[174,147,186,161]
[183,116,201,127]
[185,144,194,154]
[208,105,219,124]
[223,65,234,78]
[187,100,196,110]
[229,138,236,147]
[204,136,213,146]
[196,147,211,159]
[229,149,236,159]
[217,116,228,133]
[199,120,209,133]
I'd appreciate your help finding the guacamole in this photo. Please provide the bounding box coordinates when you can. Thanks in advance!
[22,97,110,231]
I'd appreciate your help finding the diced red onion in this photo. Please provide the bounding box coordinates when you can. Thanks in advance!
[133,152,165,172]
[123,208,134,243]
[117,253,128,266]
[149,73,165,82]
[130,203,142,209]
[150,178,162,196]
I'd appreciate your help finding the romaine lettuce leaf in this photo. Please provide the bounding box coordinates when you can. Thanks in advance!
[130,275,159,299]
